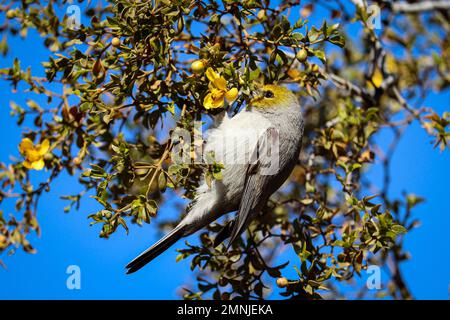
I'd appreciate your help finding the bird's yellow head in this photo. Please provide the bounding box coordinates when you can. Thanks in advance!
[249,84,298,110]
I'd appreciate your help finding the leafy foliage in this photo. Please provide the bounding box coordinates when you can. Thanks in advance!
[0,0,448,299]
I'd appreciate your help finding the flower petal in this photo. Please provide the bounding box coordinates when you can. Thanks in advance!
[204,92,225,109]
[213,76,227,91]
[206,68,219,82]
[23,160,33,169]
[210,88,224,100]
[371,68,383,88]
[26,150,41,162]
[31,159,45,170]
[203,93,214,110]
[225,88,238,102]
[211,97,225,109]
[37,139,50,155]
[19,138,34,155]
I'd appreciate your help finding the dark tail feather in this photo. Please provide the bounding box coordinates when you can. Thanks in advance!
[126,224,186,274]
[213,220,235,248]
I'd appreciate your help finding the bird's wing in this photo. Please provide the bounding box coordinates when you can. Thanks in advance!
[228,127,279,246]
[213,219,235,247]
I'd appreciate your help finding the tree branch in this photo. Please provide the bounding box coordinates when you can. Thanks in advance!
[390,0,450,13]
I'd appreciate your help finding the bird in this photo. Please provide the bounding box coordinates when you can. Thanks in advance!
[126,84,304,274]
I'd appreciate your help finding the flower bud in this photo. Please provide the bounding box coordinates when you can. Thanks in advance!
[191,60,206,74]
[257,10,266,20]
[73,157,82,166]
[43,153,53,161]
[6,9,16,19]
[296,48,308,62]
[276,277,289,288]
[111,37,121,47]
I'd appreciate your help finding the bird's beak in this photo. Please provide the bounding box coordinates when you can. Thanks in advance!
[250,88,261,99]
[249,86,263,103]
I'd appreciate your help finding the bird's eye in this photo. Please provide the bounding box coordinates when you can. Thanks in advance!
[264,90,274,98]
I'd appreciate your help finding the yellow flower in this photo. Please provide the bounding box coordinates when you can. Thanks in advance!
[287,69,302,80]
[369,55,398,89]
[385,54,398,74]
[19,138,50,170]
[203,68,238,109]
[370,68,384,88]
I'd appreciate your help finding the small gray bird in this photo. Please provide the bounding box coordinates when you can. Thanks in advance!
[126,84,304,274]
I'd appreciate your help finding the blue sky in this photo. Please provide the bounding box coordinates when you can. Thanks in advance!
[0,2,449,300]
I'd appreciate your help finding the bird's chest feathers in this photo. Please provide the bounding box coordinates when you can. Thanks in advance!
[205,112,266,162]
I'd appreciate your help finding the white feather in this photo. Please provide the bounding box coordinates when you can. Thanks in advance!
[183,110,272,229]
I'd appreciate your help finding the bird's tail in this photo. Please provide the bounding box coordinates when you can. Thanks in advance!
[125,224,186,274]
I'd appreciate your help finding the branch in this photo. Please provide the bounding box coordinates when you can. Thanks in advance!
[326,71,375,104]
[282,49,376,104]
[390,0,450,13]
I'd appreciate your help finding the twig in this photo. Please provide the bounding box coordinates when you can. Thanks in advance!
[390,0,450,13]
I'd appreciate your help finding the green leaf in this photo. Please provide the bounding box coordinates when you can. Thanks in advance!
[391,224,407,234]
[329,35,345,47]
